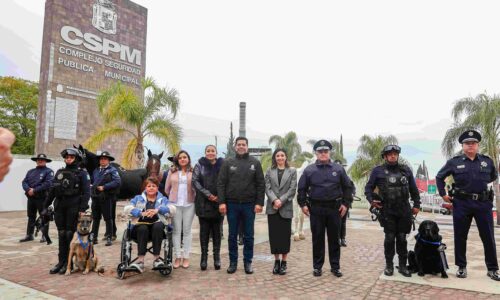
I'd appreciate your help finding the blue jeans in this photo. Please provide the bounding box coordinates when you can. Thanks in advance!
[227,202,255,264]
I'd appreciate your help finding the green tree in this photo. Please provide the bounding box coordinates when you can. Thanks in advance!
[348,134,404,182]
[0,76,38,154]
[84,77,182,169]
[441,93,500,221]
[225,122,236,158]
[267,131,312,168]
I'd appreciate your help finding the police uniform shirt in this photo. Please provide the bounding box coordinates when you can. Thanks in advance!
[22,167,54,196]
[364,164,421,208]
[297,160,353,207]
[436,154,498,196]
[92,164,121,191]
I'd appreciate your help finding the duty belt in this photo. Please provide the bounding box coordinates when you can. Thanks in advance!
[456,190,487,201]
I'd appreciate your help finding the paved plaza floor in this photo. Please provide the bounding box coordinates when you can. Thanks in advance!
[0,205,499,299]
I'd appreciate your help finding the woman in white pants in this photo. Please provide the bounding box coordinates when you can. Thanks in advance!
[165,150,196,269]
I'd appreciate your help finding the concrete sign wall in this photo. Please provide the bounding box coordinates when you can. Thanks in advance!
[35,0,147,163]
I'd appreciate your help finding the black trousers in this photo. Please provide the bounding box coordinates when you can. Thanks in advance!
[91,195,114,239]
[112,198,117,236]
[340,211,348,239]
[26,197,47,235]
[199,217,222,255]
[310,205,341,270]
[132,222,164,256]
[54,203,79,263]
[383,208,412,264]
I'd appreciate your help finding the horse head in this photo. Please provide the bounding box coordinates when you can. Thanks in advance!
[146,149,163,181]
[74,144,99,175]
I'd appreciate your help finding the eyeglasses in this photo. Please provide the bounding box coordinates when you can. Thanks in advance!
[317,150,329,154]
[383,145,401,152]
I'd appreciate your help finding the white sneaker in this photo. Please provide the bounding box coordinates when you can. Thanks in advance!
[130,262,144,273]
[153,259,165,269]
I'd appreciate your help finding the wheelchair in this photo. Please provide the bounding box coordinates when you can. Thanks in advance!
[116,215,173,279]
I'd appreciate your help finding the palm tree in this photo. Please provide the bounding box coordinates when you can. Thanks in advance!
[441,93,500,221]
[348,134,402,182]
[266,131,312,168]
[84,77,182,169]
[307,137,346,163]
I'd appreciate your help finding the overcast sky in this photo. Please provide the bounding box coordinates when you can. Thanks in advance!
[2,0,499,173]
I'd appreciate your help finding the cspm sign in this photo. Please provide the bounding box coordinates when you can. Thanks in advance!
[60,25,142,66]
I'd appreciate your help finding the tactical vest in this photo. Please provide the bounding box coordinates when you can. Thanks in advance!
[53,168,81,197]
[380,166,410,209]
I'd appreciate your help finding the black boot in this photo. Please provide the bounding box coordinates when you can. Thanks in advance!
[200,253,208,271]
[384,262,394,276]
[213,250,221,270]
[273,260,281,274]
[105,220,113,246]
[279,261,287,275]
[227,262,237,274]
[49,261,64,274]
[244,262,253,274]
[398,257,411,277]
[58,261,68,275]
[19,234,34,242]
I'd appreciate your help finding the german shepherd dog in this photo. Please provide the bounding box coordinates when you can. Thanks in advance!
[66,214,104,275]
[408,220,448,278]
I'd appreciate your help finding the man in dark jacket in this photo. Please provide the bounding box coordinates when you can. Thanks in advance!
[20,154,54,243]
[91,151,121,246]
[218,137,265,274]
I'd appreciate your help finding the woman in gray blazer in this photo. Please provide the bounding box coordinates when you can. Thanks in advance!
[265,148,297,275]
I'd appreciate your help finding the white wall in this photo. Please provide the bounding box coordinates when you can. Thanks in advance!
[0,158,64,212]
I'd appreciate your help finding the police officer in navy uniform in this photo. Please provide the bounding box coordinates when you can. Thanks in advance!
[436,130,499,281]
[91,151,121,246]
[365,145,420,277]
[45,148,90,275]
[20,154,54,243]
[297,140,353,277]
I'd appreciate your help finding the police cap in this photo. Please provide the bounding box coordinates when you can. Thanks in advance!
[31,153,52,163]
[458,130,481,144]
[96,150,115,161]
[313,140,333,151]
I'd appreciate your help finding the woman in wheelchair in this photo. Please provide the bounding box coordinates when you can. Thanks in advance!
[126,177,170,273]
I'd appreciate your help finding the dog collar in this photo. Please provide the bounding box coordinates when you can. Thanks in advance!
[77,232,89,250]
[416,233,442,246]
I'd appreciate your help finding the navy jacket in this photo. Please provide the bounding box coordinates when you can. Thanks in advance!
[436,154,498,197]
[364,163,421,208]
[45,164,91,212]
[297,160,354,207]
[92,164,121,192]
[22,166,54,197]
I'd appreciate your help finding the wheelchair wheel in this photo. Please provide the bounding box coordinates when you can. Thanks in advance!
[120,230,132,265]
[117,263,126,280]
[159,266,172,276]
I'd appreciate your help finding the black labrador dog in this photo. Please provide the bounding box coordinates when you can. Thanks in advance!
[408,220,448,278]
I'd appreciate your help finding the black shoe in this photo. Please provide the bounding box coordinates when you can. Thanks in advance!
[273,260,281,275]
[19,235,34,242]
[214,253,221,270]
[58,263,68,275]
[398,264,411,277]
[227,262,237,274]
[40,236,46,243]
[313,269,322,277]
[456,267,467,278]
[384,264,394,276]
[49,262,64,274]
[105,237,112,246]
[331,269,343,277]
[279,261,287,275]
[340,239,347,247]
[487,270,500,281]
[244,262,253,274]
[200,254,208,271]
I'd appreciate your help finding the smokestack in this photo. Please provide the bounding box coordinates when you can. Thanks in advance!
[239,102,246,137]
